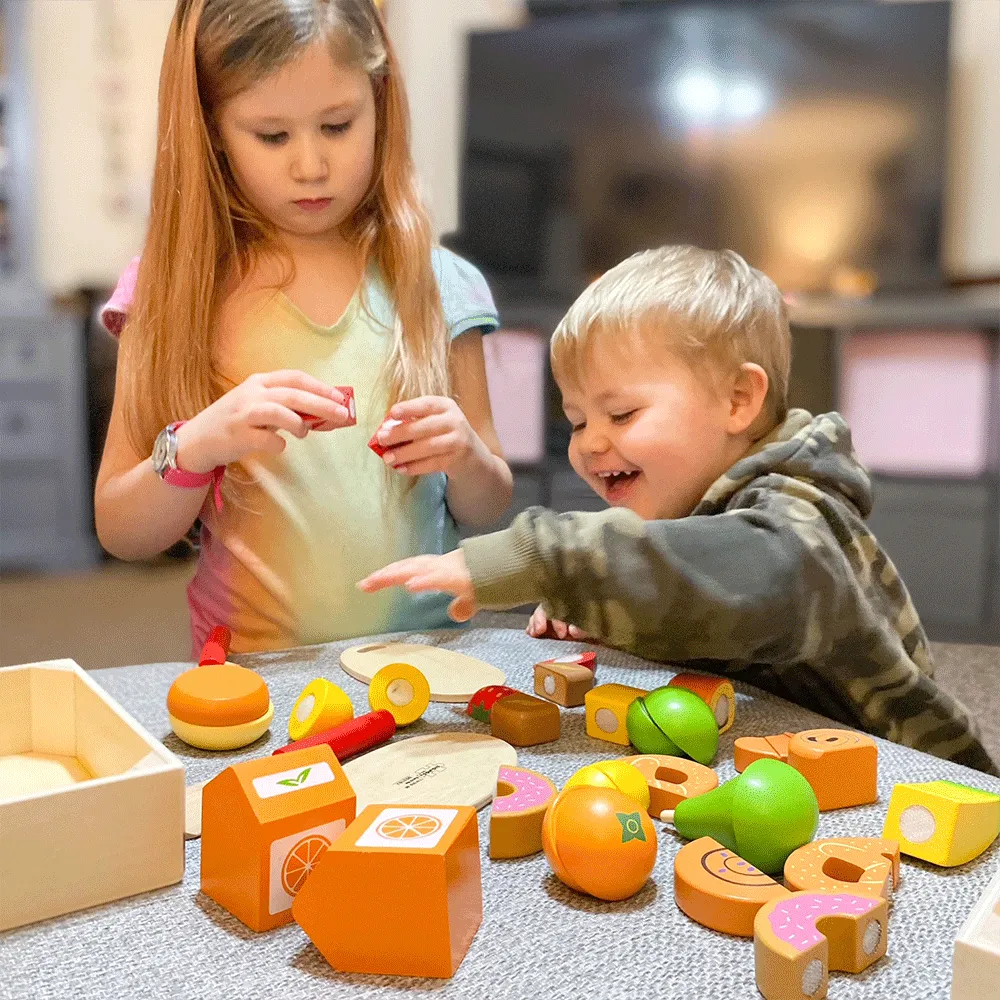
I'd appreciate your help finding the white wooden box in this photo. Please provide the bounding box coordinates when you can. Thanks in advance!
[0,659,185,931]
[952,865,1000,999]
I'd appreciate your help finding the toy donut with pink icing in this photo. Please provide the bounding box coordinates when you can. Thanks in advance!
[489,765,557,859]
[754,891,888,1000]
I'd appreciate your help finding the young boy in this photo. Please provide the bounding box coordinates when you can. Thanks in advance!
[359,246,996,774]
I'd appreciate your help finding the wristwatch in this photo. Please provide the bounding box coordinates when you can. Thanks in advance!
[152,421,226,511]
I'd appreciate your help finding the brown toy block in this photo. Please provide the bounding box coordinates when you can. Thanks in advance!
[489,765,557,859]
[674,836,791,937]
[491,693,560,747]
[754,891,888,999]
[293,804,482,978]
[585,683,647,745]
[534,659,594,707]
[200,745,356,932]
[734,733,794,772]
[788,729,878,811]
[783,838,900,899]
[622,754,719,818]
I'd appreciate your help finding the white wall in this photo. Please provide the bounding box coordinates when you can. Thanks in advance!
[28,0,175,293]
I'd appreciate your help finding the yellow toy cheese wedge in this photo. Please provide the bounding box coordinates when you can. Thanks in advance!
[882,780,1000,867]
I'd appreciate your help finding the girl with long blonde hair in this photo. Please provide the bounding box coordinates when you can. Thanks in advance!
[95,0,512,654]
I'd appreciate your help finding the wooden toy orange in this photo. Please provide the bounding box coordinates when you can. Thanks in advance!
[674,836,791,937]
[585,683,647,746]
[668,673,736,733]
[293,803,482,978]
[490,764,556,859]
[200,745,355,932]
[754,891,888,999]
[734,733,795,772]
[787,729,878,811]
[563,759,651,811]
[735,728,878,811]
[783,838,900,899]
[542,785,657,901]
[622,754,719,818]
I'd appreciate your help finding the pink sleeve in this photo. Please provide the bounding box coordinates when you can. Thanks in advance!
[99,256,141,337]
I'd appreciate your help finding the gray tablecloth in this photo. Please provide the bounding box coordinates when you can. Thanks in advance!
[2,614,998,1000]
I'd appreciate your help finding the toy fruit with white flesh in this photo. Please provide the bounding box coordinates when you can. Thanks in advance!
[167,627,274,750]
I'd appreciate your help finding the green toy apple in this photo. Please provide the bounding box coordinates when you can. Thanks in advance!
[626,686,719,764]
[669,758,819,873]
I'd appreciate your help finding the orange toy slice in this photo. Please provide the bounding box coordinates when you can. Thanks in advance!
[167,663,270,727]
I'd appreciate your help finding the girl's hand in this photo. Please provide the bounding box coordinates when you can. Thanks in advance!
[527,604,592,641]
[175,370,352,473]
[374,396,481,477]
[357,549,478,622]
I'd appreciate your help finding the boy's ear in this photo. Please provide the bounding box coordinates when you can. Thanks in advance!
[727,363,769,436]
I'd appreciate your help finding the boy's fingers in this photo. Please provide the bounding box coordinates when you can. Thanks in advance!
[357,557,438,592]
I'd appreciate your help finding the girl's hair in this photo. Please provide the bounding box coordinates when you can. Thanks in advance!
[118,0,447,459]
[551,245,792,436]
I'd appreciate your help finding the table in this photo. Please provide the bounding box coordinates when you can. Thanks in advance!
[2,614,998,1000]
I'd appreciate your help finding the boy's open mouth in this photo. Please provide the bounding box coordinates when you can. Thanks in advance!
[597,470,641,497]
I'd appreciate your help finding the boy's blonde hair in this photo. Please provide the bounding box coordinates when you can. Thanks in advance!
[551,246,792,433]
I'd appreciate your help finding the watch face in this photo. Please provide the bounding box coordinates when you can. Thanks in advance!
[152,429,170,475]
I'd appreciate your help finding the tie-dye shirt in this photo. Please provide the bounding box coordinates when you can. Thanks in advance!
[101,248,499,655]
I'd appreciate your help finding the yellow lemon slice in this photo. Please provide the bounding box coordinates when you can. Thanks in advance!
[368,663,430,727]
[289,679,354,742]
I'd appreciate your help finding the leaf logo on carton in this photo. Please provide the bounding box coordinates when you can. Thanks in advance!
[252,761,336,800]
[277,768,312,788]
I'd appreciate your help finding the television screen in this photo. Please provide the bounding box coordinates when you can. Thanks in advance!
[455,1,951,295]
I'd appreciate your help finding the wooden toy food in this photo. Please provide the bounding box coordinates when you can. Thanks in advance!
[882,780,1000,867]
[735,728,878,811]
[293,803,482,978]
[734,732,795,772]
[542,786,657,901]
[466,684,519,723]
[754,891,888,1000]
[491,692,560,747]
[368,663,430,726]
[666,759,819,874]
[273,709,396,761]
[288,678,353,742]
[622,754,719,818]
[341,642,505,702]
[668,673,736,733]
[674,836,791,937]
[489,765,557,859]
[293,385,355,427]
[367,416,406,456]
[167,627,274,751]
[200,745,356,932]
[563,760,651,811]
[952,865,1000,1000]
[783,838,900,899]
[585,683,647,745]
[341,732,517,813]
[534,658,594,707]
[626,686,719,764]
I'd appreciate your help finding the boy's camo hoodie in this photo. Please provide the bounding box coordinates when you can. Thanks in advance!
[461,410,997,774]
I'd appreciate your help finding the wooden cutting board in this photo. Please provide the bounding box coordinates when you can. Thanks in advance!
[340,642,506,703]
[183,733,516,838]
[343,733,516,813]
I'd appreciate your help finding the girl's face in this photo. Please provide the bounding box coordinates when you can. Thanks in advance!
[216,40,377,243]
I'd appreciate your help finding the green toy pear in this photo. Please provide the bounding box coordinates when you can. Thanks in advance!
[667,758,819,873]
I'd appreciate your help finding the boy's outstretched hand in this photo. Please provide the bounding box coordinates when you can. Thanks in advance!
[357,549,478,622]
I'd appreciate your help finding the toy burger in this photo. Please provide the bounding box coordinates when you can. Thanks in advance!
[167,627,274,750]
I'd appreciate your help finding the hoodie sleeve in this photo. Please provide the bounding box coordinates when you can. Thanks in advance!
[461,491,997,773]
[461,494,860,665]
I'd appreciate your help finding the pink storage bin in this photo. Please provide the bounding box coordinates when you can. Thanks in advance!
[482,329,547,464]
[840,330,994,476]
